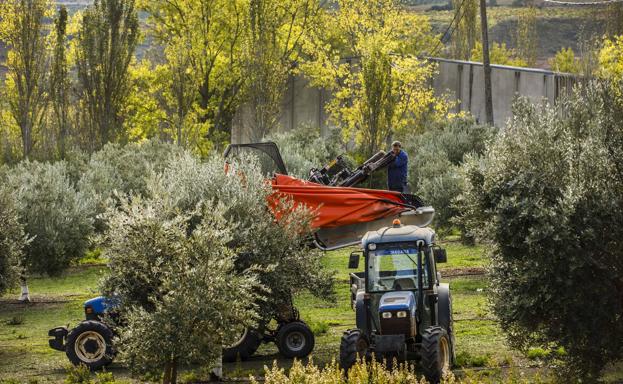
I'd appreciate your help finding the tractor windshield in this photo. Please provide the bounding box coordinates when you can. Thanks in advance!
[367,246,428,292]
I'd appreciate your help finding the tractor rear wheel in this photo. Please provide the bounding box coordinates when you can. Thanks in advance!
[222,328,263,362]
[339,328,369,373]
[276,321,315,359]
[420,326,451,384]
[65,321,114,370]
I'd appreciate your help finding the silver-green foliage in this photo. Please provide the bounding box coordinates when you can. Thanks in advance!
[0,185,26,295]
[406,116,496,232]
[145,153,335,317]
[458,82,623,380]
[5,161,94,276]
[78,141,184,226]
[101,199,262,378]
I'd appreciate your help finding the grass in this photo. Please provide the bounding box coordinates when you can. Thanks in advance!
[1,241,620,383]
[0,241,503,382]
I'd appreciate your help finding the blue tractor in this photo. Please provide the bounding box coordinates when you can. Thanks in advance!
[48,297,119,369]
[48,295,316,369]
[340,219,455,383]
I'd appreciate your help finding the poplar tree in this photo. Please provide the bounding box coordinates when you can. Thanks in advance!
[75,0,139,151]
[516,3,538,67]
[451,0,479,61]
[0,0,51,159]
[51,6,70,158]
[241,0,320,141]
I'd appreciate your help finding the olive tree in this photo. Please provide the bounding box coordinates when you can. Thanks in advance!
[458,82,623,380]
[145,153,335,321]
[404,116,496,233]
[101,199,262,383]
[0,186,26,296]
[77,141,184,230]
[4,161,94,300]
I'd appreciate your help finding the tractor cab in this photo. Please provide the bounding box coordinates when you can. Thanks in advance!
[343,219,454,383]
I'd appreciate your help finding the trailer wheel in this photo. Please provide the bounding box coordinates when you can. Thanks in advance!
[339,328,369,373]
[65,321,114,370]
[420,326,451,384]
[276,321,314,359]
[222,328,263,362]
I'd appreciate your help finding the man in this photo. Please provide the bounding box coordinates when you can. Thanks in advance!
[387,141,408,193]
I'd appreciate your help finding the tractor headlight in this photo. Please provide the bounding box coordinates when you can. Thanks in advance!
[368,243,376,251]
[396,311,407,318]
[382,312,392,319]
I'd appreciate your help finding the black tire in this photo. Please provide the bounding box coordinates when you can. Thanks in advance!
[222,328,263,362]
[276,321,315,359]
[438,283,456,365]
[420,326,451,384]
[339,328,369,373]
[65,321,114,370]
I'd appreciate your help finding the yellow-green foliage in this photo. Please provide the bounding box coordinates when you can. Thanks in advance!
[599,35,623,82]
[549,47,581,74]
[470,42,527,67]
[300,0,448,158]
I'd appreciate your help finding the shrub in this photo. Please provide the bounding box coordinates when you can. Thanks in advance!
[458,82,623,380]
[254,358,458,383]
[5,161,94,276]
[102,199,262,382]
[142,153,335,319]
[0,186,25,295]
[405,116,496,232]
[549,47,581,74]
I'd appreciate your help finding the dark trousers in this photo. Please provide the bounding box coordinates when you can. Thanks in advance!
[388,183,408,193]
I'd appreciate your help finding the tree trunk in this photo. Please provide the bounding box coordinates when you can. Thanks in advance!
[18,276,30,302]
[162,358,178,384]
[162,360,172,384]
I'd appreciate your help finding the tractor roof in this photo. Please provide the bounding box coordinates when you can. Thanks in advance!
[361,225,435,248]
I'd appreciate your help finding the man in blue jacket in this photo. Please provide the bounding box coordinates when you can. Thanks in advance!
[387,141,408,193]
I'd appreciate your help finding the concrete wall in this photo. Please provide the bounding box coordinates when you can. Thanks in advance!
[432,58,576,127]
[231,58,577,143]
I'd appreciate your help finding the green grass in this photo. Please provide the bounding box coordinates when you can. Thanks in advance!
[2,242,620,383]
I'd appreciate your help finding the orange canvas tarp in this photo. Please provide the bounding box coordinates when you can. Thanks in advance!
[270,174,412,228]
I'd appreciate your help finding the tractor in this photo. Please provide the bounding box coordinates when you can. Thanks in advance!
[340,219,454,383]
[48,142,443,370]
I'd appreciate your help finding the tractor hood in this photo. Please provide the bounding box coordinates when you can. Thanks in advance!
[84,296,119,315]
[270,174,435,250]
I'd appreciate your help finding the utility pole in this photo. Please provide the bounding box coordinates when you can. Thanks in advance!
[480,0,494,125]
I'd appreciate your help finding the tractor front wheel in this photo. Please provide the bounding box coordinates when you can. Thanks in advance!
[420,326,451,384]
[276,321,315,359]
[65,321,114,370]
[339,328,369,373]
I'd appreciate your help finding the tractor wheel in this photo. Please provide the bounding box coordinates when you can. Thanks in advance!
[438,283,456,365]
[222,328,263,362]
[65,321,114,370]
[276,321,315,359]
[339,328,369,373]
[420,326,451,384]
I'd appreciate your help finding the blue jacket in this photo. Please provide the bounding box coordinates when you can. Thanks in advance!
[387,150,408,188]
